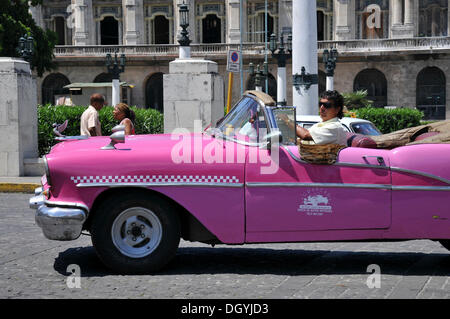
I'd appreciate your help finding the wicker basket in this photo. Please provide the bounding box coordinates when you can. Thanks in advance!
[299,142,346,164]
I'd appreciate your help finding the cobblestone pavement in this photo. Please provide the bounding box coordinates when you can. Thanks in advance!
[1,193,449,299]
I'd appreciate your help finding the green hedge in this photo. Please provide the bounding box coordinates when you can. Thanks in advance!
[352,107,424,134]
[38,105,163,156]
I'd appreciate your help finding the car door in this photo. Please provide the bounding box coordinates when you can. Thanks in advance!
[245,109,392,242]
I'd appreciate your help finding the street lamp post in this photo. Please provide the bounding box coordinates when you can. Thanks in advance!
[106,51,126,106]
[249,62,268,92]
[17,34,34,63]
[178,1,191,59]
[270,32,292,105]
[323,48,338,91]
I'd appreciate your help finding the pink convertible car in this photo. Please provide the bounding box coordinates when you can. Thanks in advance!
[30,91,450,273]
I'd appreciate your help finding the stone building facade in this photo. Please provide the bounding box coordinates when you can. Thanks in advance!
[32,0,450,120]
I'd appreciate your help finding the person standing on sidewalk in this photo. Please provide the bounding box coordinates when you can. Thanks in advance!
[80,93,105,136]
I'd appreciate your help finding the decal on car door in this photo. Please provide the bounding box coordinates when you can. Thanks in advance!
[297,190,333,216]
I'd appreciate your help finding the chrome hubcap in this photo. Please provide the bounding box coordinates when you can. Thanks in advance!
[111,207,162,258]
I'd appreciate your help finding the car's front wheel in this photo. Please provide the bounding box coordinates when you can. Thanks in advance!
[91,192,180,274]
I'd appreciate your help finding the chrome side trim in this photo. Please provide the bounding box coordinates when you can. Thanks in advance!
[282,145,450,185]
[390,167,450,185]
[76,182,245,188]
[392,186,450,191]
[246,182,450,192]
[246,182,391,189]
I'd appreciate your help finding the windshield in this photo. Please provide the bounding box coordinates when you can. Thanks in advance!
[215,96,268,144]
[350,122,382,135]
[272,108,297,145]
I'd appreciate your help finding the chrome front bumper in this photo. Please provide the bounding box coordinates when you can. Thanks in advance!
[29,188,87,241]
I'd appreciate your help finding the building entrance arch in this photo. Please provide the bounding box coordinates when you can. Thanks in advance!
[145,73,164,112]
[353,68,387,107]
[416,66,446,120]
[41,73,70,105]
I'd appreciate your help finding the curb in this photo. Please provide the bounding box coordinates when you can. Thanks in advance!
[0,183,41,194]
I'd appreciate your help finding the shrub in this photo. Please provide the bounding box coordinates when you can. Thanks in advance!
[342,90,373,109]
[38,105,163,156]
[354,107,424,134]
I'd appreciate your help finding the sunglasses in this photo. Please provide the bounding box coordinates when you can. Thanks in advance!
[319,101,333,109]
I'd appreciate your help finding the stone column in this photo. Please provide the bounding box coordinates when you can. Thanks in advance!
[404,0,414,25]
[227,0,241,44]
[73,0,94,45]
[28,2,44,28]
[123,0,144,45]
[391,0,415,38]
[334,0,355,40]
[187,0,196,44]
[164,60,224,133]
[448,0,450,36]
[292,1,318,116]
[392,0,403,25]
[0,58,38,176]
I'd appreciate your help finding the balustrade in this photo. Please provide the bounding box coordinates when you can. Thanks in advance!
[54,37,450,57]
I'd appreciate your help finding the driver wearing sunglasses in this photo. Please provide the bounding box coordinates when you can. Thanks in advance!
[292,90,347,146]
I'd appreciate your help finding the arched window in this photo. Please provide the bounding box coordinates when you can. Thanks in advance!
[202,14,221,43]
[416,67,446,120]
[246,72,277,101]
[101,17,119,45]
[353,69,387,107]
[94,73,113,83]
[154,15,170,44]
[145,73,164,112]
[41,73,70,105]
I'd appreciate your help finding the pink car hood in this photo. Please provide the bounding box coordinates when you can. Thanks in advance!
[49,134,177,155]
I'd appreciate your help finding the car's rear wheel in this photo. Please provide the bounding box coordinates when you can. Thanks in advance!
[91,192,180,274]
[439,240,450,252]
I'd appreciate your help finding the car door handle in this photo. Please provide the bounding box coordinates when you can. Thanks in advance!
[362,155,386,166]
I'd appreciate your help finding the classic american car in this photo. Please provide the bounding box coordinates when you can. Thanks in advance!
[297,115,382,136]
[30,91,450,274]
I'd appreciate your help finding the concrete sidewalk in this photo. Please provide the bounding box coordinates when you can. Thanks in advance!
[0,176,41,193]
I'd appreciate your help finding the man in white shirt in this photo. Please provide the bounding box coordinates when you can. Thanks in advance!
[80,93,105,136]
[293,90,347,146]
